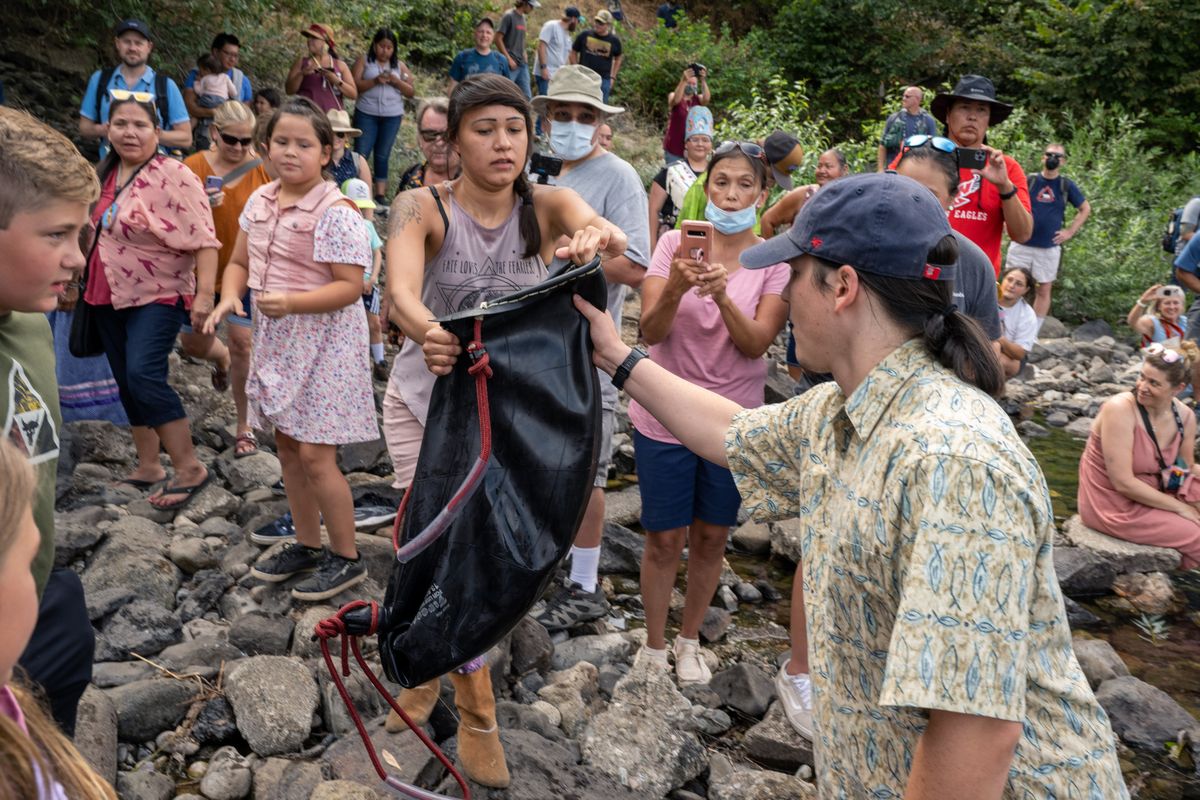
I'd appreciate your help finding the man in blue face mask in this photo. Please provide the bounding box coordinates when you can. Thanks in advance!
[528,65,652,631]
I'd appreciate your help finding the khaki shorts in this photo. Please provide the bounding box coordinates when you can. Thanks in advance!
[1006,241,1062,284]
[594,407,615,488]
[382,381,424,489]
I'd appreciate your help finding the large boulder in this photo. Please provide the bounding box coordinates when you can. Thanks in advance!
[708,767,816,800]
[83,516,181,609]
[1111,571,1186,615]
[550,630,643,671]
[321,716,445,789]
[709,662,774,718]
[94,600,183,661]
[74,685,118,784]
[228,612,294,656]
[604,487,642,527]
[435,728,651,800]
[769,519,804,563]
[598,521,645,574]
[225,656,320,756]
[252,758,324,800]
[1095,676,1200,751]
[742,703,815,770]
[1071,637,1130,690]
[580,659,707,797]
[1061,515,1181,575]
[106,678,197,742]
[225,451,283,494]
[1052,546,1116,597]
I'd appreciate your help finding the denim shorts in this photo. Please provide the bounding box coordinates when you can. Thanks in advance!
[633,428,741,530]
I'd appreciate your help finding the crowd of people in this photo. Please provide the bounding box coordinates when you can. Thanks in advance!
[9,7,1200,799]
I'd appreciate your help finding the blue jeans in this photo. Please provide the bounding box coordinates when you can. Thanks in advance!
[353,109,403,189]
[94,300,189,427]
[535,75,550,136]
[601,77,612,103]
[510,63,532,99]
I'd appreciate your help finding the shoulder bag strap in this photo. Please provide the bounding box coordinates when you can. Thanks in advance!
[221,157,264,186]
[1136,400,1172,489]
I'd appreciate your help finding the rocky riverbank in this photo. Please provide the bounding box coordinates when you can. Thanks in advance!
[57,311,1200,799]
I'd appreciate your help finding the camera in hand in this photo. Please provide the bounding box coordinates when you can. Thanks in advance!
[688,62,707,77]
[956,148,987,170]
[530,152,563,185]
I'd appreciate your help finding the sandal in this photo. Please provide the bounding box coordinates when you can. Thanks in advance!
[112,477,164,492]
[148,471,213,512]
[211,363,230,393]
[234,431,259,459]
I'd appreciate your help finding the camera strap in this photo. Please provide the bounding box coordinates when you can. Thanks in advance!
[1135,398,1183,489]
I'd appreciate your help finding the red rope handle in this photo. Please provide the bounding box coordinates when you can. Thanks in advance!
[314,602,471,800]
[392,317,494,557]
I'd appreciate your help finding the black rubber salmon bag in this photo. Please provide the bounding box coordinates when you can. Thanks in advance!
[346,259,607,688]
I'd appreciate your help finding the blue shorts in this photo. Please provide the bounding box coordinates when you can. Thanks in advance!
[633,428,741,530]
[179,291,252,333]
[362,284,381,315]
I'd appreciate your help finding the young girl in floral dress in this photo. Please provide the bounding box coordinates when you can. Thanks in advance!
[206,96,377,601]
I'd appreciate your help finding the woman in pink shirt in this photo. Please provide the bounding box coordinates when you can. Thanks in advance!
[84,94,220,511]
[630,142,790,684]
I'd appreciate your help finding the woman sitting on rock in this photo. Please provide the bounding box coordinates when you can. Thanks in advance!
[1127,283,1187,347]
[997,264,1038,378]
[1078,341,1200,569]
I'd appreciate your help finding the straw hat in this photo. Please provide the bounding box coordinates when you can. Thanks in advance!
[326,109,362,137]
[530,65,624,117]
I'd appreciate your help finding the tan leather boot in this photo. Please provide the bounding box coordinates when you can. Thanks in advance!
[384,677,441,733]
[448,665,510,788]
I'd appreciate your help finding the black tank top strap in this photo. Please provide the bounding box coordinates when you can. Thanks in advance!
[428,185,449,236]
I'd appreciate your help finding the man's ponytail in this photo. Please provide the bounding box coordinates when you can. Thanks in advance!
[921,304,1005,397]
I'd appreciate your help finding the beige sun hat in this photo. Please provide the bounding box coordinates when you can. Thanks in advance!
[326,108,362,137]
[530,65,624,117]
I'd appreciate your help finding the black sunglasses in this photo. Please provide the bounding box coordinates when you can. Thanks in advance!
[219,132,253,147]
[419,129,449,143]
[1044,151,1065,158]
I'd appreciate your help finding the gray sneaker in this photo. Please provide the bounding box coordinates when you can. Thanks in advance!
[291,551,367,601]
[250,542,321,582]
[534,579,610,631]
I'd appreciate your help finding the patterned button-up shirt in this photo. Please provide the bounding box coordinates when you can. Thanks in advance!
[725,339,1128,799]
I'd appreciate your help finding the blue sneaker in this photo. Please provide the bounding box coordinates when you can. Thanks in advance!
[250,512,297,546]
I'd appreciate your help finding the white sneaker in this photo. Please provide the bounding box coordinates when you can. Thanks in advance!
[635,645,671,671]
[672,637,712,684]
[775,659,814,739]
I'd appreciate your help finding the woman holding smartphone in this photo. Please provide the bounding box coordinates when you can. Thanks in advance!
[182,100,271,456]
[632,141,790,684]
[286,23,357,112]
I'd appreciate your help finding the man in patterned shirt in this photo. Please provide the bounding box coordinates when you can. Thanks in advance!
[573,172,1128,799]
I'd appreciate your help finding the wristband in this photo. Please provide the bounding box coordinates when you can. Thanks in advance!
[611,346,647,391]
[999,185,1018,200]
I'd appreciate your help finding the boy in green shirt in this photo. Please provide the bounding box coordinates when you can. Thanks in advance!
[0,106,100,734]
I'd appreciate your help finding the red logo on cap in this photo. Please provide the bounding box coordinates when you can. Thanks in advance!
[923,264,941,279]
[810,237,823,249]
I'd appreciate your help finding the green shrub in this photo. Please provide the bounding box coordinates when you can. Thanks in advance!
[613,14,778,126]
[985,105,1200,325]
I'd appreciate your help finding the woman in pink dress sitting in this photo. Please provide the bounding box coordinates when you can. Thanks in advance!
[1078,341,1200,568]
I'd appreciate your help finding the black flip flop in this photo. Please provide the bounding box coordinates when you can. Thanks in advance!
[149,471,213,512]
[112,477,164,491]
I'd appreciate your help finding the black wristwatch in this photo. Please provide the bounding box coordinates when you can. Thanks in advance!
[999,185,1018,200]
[611,346,647,390]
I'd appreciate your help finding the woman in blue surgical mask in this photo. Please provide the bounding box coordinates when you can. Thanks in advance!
[628,141,791,684]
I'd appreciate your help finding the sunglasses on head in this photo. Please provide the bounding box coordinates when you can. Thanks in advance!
[714,140,767,163]
[902,135,957,154]
[1144,342,1183,363]
[109,88,155,103]
[419,129,449,143]
[219,132,253,147]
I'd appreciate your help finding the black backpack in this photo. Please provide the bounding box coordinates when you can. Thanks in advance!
[93,67,173,130]
[1162,197,1199,254]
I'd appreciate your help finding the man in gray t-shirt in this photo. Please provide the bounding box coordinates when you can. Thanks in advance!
[1178,196,1200,256]
[496,0,537,98]
[529,65,650,630]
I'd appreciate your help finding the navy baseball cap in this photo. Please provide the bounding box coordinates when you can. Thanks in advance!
[564,6,582,17]
[740,172,956,282]
[115,18,154,40]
